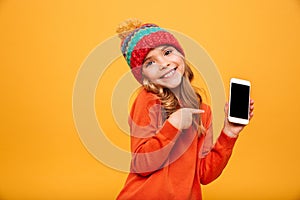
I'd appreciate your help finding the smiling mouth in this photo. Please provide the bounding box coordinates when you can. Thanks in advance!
[160,67,178,79]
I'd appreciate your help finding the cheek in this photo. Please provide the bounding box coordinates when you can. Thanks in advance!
[178,63,185,76]
[142,68,158,81]
[174,56,185,74]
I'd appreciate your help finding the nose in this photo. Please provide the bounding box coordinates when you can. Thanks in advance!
[159,62,170,70]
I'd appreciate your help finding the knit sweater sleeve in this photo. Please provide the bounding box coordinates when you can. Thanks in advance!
[199,104,238,184]
[129,89,180,176]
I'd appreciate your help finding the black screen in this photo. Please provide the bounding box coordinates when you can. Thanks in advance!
[229,83,250,119]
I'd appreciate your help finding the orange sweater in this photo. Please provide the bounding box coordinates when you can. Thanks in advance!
[117,89,237,200]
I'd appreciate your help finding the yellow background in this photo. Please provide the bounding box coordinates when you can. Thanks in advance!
[1,0,300,199]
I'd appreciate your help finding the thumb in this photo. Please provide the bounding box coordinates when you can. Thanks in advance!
[224,102,229,115]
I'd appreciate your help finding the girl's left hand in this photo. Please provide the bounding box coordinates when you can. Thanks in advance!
[223,99,254,138]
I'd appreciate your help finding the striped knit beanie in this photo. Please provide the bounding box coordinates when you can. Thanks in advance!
[116,19,185,84]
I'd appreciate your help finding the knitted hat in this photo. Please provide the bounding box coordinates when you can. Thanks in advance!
[116,19,185,84]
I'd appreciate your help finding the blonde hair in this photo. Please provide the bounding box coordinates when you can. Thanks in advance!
[143,61,205,135]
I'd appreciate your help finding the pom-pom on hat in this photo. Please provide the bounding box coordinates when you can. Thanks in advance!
[116,19,185,84]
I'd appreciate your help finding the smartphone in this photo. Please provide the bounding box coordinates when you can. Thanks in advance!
[228,78,251,125]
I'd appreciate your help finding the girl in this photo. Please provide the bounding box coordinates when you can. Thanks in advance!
[116,19,254,200]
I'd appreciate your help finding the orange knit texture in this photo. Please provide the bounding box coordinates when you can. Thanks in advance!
[117,88,237,200]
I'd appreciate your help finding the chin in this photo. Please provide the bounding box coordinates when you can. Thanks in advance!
[162,77,182,89]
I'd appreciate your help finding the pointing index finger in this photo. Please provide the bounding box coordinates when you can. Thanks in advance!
[189,108,205,114]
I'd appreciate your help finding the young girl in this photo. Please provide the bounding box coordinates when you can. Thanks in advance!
[116,19,254,200]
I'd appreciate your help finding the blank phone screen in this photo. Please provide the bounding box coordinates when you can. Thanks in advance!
[230,83,250,119]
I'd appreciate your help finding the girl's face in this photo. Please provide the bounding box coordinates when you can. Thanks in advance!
[142,46,185,89]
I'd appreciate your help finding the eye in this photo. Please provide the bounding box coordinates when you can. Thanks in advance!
[164,49,173,56]
[145,60,155,67]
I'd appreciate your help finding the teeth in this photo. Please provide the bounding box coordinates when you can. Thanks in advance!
[163,69,175,78]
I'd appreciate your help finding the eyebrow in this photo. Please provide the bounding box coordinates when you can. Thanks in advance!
[143,56,153,65]
[160,45,170,51]
[143,46,171,64]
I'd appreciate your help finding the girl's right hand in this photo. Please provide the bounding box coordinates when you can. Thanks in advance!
[168,108,205,130]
